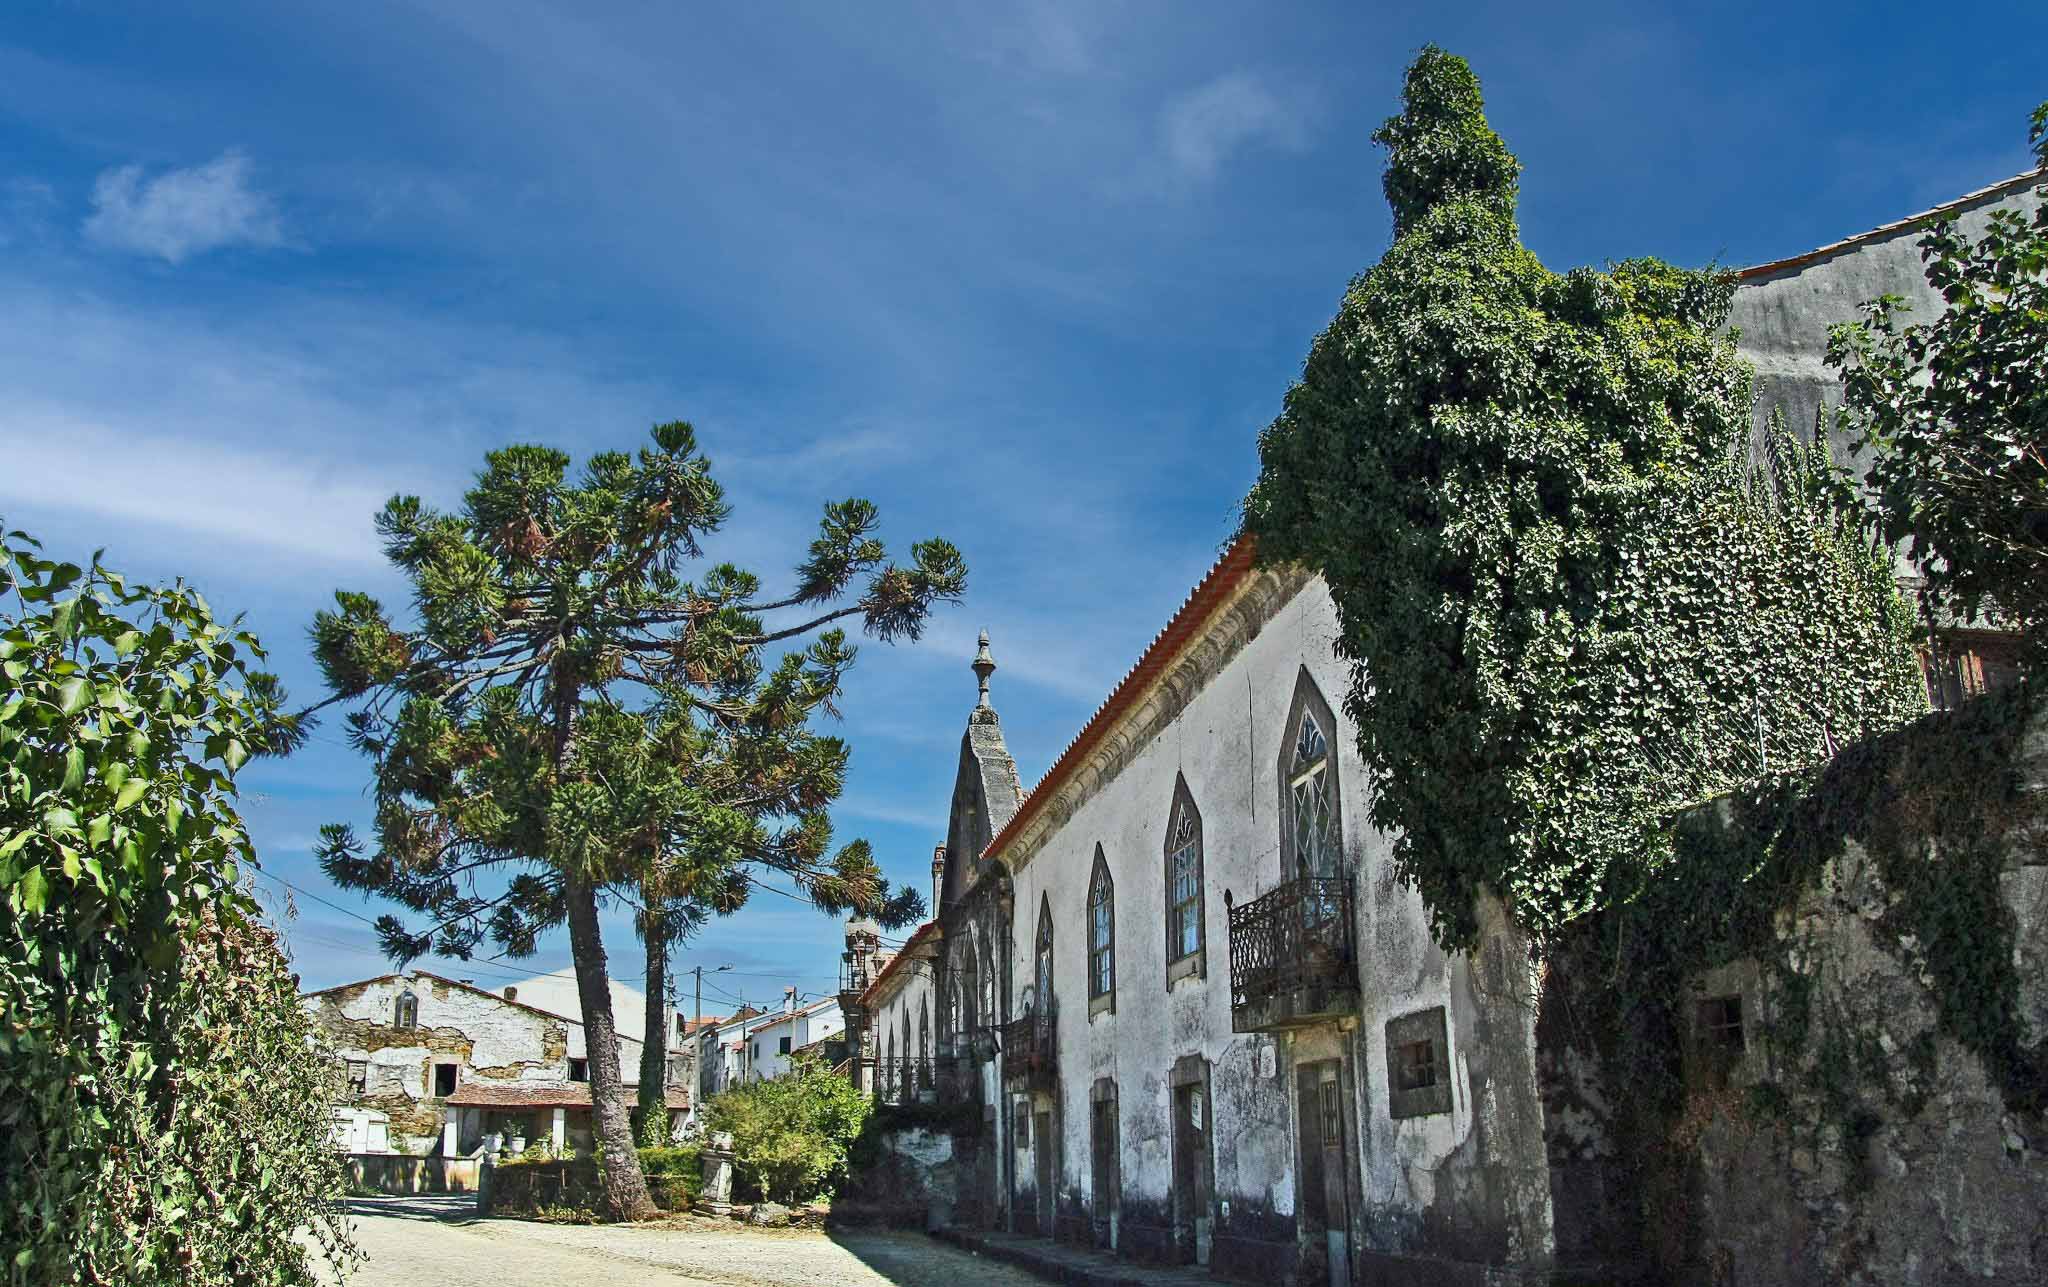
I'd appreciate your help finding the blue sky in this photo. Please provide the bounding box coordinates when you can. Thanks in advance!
[2,2,2041,1010]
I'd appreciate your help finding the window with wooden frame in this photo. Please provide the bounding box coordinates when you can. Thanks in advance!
[393,990,418,1030]
[1922,631,2023,712]
[1088,848,1115,1015]
[1165,776,1205,983]
[1385,1006,1452,1119]
[1693,994,1747,1089]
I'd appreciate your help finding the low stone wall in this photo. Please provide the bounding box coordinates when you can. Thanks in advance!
[346,1153,482,1195]
[845,1123,956,1228]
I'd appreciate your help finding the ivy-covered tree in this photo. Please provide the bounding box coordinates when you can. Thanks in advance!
[1243,49,1925,946]
[0,527,353,1285]
[1826,102,2048,672]
[309,423,962,1218]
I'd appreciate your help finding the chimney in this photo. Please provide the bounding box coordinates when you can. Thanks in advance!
[784,986,796,1015]
[503,985,518,1002]
[932,845,947,915]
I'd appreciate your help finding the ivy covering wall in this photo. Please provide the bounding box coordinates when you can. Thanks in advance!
[1243,47,1928,946]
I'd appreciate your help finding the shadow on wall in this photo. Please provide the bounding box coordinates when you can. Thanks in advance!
[346,1153,479,1196]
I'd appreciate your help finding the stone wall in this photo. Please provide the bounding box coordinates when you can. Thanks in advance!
[1540,692,2048,1285]
[346,1153,482,1195]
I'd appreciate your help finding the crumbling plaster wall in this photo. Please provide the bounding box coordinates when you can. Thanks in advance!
[309,972,648,1151]
[1002,578,1552,1278]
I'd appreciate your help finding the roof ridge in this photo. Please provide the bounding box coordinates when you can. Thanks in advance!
[1738,169,2041,281]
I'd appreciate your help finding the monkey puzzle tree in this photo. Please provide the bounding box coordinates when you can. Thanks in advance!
[310,422,962,1218]
[615,677,926,1142]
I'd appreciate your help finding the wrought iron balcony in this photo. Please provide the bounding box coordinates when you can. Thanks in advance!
[1000,1012,1057,1092]
[1227,876,1358,1032]
[872,1057,974,1106]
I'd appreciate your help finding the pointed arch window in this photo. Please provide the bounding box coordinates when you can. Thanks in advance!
[1281,670,1344,883]
[1165,777,1206,982]
[1087,848,1115,1015]
[394,989,419,1030]
[1033,895,1055,1017]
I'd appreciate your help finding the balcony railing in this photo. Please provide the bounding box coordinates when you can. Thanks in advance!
[1000,1012,1057,1092]
[872,1056,972,1106]
[1227,875,1358,1032]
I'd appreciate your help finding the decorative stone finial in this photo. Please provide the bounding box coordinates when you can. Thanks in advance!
[972,630,997,709]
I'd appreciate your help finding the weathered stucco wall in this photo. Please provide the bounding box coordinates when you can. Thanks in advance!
[1002,577,1552,1282]
[1728,173,2042,460]
[307,971,648,1152]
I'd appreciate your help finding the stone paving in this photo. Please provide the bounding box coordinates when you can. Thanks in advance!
[320,1196,1055,1287]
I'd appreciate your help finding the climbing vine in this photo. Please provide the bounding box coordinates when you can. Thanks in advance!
[1243,47,1927,947]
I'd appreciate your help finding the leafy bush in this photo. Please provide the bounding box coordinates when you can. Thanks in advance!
[1826,103,2048,672]
[705,1055,870,1204]
[0,528,354,1285]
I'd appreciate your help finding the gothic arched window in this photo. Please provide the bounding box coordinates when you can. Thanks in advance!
[1165,776,1205,977]
[1087,847,1115,1012]
[1034,895,1054,1015]
[394,989,418,1030]
[960,941,979,1031]
[1281,669,1343,882]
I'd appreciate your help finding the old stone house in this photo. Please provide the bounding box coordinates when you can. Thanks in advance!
[304,969,690,1157]
[841,171,2044,1286]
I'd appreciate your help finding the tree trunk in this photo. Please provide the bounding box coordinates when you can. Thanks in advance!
[638,921,670,1145]
[564,873,657,1221]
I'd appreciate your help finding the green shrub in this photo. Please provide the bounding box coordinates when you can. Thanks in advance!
[0,529,355,1285]
[704,1055,871,1204]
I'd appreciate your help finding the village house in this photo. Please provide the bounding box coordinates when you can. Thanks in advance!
[835,172,2042,1287]
[738,989,848,1081]
[304,967,692,1158]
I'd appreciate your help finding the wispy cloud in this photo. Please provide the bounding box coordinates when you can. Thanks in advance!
[1160,72,1308,182]
[84,150,284,263]
[0,408,391,569]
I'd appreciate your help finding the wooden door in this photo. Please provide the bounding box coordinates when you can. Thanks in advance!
[1172,1081,1215,1265]
[1295,1059,1352,1287]
[1034,1109,1054,1237]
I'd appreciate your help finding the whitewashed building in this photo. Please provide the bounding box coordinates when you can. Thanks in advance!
[304,969,691,1156]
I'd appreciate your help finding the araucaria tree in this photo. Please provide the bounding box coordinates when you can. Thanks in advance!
[1826,102,2048,672]
[1243,49,1926,946]
[311,423,963,1218]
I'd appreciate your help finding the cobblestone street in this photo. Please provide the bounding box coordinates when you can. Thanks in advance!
[322,1198,1052,1287]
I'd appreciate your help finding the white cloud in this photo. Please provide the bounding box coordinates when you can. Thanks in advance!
[84,150,284,263]
[0,405,390,570]
[1161,72,1307,182]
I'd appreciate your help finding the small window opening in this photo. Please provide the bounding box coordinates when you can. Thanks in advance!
[1696,995,1746,1087]
[1396,1039,1438,1093]
[778,1036,791,1055]
[345,1059,368,1095]
[567,1057,589,1082]
[432,1063,458,1097]
[394,990,418,1030]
